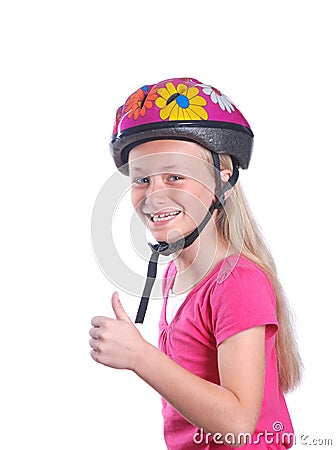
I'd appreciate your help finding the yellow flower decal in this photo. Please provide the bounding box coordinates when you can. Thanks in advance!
[155,82,208,121]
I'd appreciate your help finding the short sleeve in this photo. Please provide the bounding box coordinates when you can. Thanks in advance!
[210,260,278,347]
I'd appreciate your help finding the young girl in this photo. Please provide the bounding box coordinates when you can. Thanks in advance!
[89,77,302,449]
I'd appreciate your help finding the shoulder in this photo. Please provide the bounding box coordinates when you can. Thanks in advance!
[209,254,278,344]
[214,254,275,300]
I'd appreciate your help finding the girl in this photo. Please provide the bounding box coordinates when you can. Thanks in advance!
[89,77,302,449]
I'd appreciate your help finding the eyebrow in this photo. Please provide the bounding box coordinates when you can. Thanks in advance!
[130,164,190,173]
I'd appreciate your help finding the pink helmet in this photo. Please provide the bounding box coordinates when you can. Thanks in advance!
[110,77,253,175]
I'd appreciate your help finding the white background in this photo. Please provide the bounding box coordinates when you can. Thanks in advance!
[1,1,335,448]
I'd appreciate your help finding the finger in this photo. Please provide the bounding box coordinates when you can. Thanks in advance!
[111,292,131,322]
[89,327,100,339]
[89,338,99,351]
[90,349,99,362]
[91,316,109,327]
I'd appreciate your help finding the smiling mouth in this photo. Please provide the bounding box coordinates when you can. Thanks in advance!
[150,211,181,222]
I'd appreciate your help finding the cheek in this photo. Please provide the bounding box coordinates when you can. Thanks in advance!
[176,186,214,218]
[131,188,144,212]
[183,182,214,207]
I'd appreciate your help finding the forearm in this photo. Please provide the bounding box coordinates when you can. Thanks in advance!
[133,341,253,438]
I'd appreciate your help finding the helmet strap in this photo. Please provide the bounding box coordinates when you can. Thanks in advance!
[134,155,239,323]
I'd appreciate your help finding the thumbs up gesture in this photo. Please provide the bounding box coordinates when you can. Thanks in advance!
[89,292,146,370]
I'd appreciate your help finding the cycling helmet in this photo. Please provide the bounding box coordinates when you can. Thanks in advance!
[110,77,253,175]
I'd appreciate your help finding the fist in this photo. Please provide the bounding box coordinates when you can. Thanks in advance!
[89,292,146,370]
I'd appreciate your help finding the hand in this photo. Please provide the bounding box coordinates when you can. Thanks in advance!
[89,292,146,371]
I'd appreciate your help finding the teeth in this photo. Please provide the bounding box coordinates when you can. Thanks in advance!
[151,211,180,222]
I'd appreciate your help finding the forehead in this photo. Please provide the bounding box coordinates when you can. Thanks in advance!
[128,140,211,175]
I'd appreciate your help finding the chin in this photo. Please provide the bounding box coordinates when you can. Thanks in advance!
[151,228,194,244]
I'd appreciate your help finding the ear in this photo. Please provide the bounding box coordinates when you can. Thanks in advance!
[220,169,234,199]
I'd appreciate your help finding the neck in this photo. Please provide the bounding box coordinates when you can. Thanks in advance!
[171,220,230,294]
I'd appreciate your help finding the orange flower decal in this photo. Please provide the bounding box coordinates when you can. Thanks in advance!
[124,86,158,120]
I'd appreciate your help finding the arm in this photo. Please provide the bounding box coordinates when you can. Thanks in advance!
[90,292,265,442]
[134,326,265,440]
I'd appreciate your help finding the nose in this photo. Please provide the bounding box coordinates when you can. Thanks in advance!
[144,175,167,208]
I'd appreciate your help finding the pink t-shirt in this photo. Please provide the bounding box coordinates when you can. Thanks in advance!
[159,254,294,450]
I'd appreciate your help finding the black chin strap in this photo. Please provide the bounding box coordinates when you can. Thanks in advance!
[134,155,240,323]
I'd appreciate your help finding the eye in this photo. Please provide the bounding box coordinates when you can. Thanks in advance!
[133,177,150,185]
[167,175,183,182]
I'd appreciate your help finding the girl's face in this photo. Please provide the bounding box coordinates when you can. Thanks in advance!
[128,140,216,244]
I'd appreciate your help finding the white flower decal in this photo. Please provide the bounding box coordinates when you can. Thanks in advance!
[197,84,235,113]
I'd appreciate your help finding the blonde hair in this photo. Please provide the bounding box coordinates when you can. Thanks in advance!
[203,151,303,393]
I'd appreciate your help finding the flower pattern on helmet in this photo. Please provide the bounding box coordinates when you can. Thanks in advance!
[155,82,208,121]
[197,84,235,113]
[124,85,158,120]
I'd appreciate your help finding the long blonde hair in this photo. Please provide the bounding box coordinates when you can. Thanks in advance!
[203,151,303,393]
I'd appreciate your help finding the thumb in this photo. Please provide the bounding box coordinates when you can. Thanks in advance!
[111,292,131,322]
